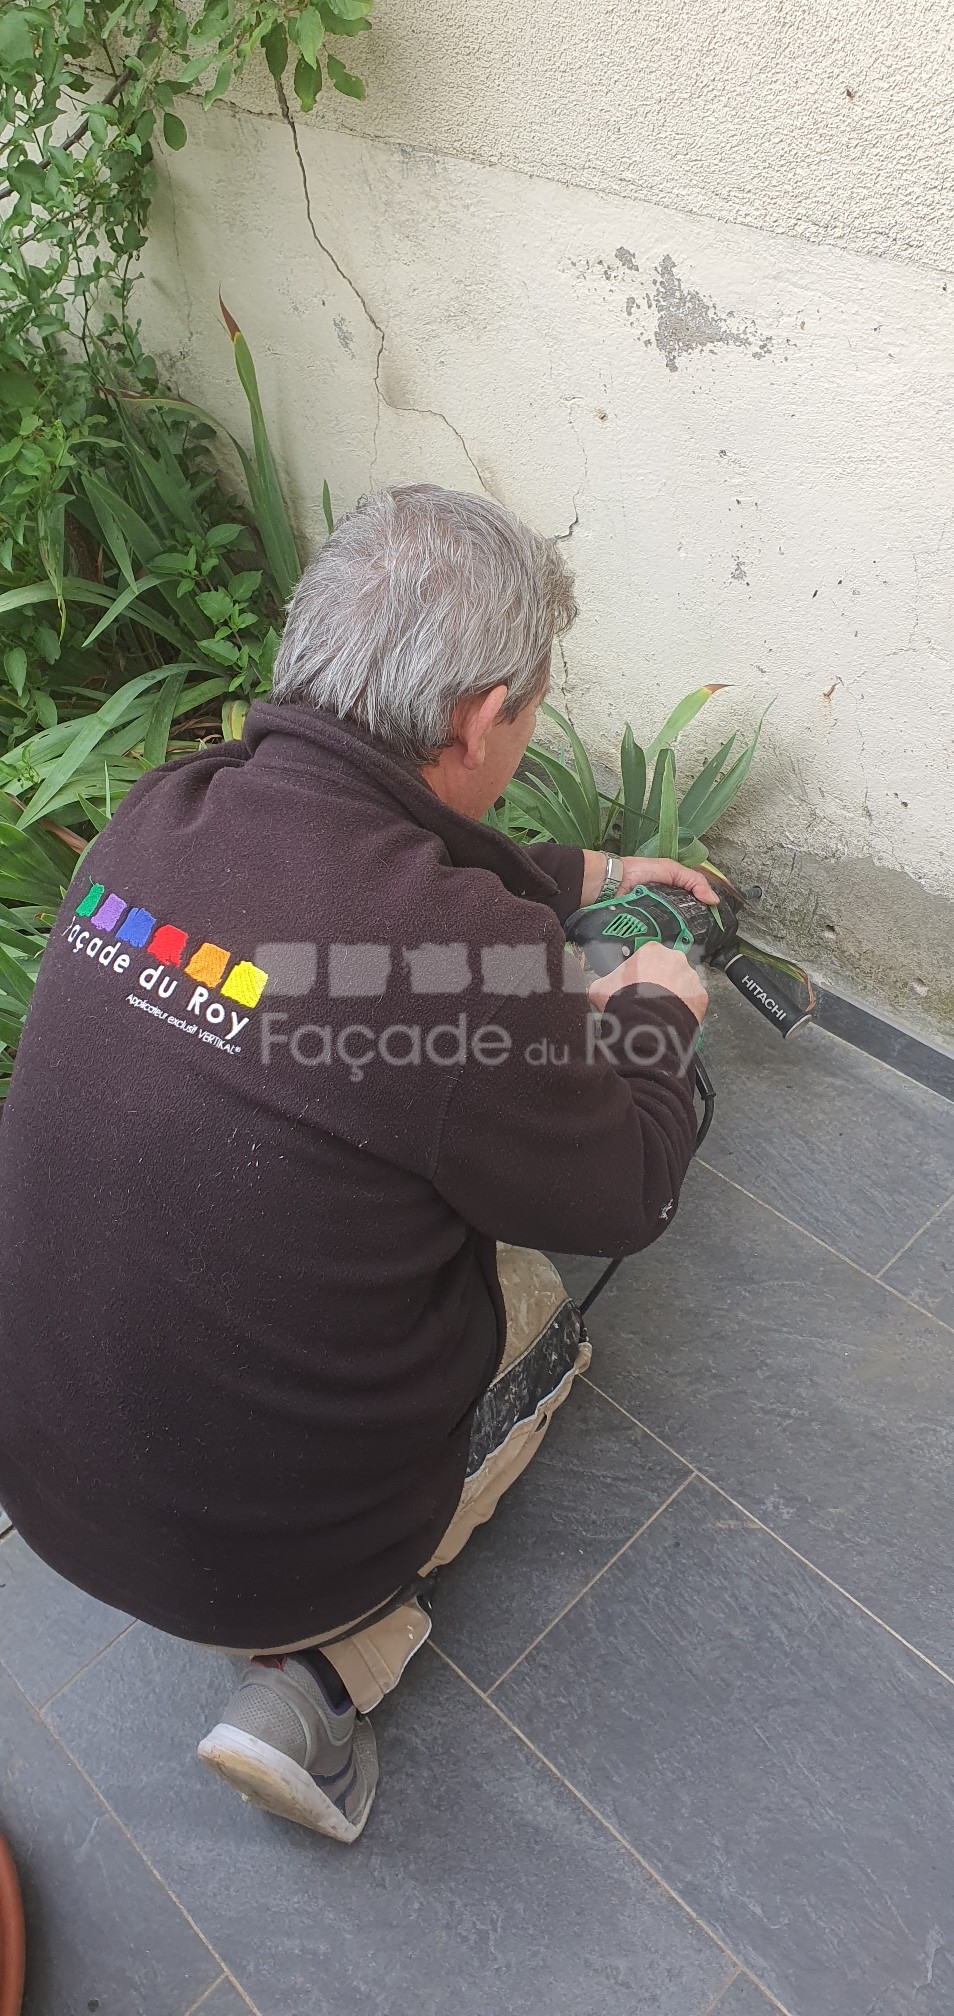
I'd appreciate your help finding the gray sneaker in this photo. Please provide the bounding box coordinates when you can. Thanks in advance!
[197,1655,378,1843]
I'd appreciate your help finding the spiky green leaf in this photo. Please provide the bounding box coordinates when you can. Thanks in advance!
[677,734,737,832]
[499,775,584,847]
[686,712,769,836]
[642,746,673,848]
[646,684,729,763]
[619,725,646,854]
[142,670,186,769]
[656,752,680,861]
[523,743,596,848]
[540,702,601,841]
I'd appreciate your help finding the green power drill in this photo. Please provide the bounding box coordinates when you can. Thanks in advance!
[564,882,812,1037]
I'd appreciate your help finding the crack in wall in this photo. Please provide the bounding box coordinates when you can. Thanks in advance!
[274,89,587,724]
[550,403,591,719]
[519,273,591,547]
[559,496,580,542]
[556,405,587,543]
[276,81,489,496]
[552,637,571,710]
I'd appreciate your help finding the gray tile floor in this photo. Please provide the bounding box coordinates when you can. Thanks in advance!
[3,986,954,2016]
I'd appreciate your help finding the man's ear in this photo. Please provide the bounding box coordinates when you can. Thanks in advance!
[454,684,509,770]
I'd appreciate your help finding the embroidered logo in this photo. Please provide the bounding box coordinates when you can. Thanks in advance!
[64,881,270,1055]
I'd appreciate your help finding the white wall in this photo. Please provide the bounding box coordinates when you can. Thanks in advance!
[139,2,954,1035]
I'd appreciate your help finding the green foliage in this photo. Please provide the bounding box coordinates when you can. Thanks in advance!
[489,687,766,868]
[0,0,373,600]
[0,814,78,1098]
[0,307,309,1089]
[0,0,368,1090]
[1,308,298,821]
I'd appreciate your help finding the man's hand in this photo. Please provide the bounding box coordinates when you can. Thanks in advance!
[579,851,719,909]
[588,944,709,1025]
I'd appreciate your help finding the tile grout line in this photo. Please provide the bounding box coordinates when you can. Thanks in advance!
[582,1376,954,1696]
[698,1970,744,2016]
[695,1159,954,1338]
[37,1619,139,1713]
[875,1189,954,1280]
[183,1976,227,2016]
[430,1643,794,2016]
[485,1472,697,1695]
[0,1660,267,2016]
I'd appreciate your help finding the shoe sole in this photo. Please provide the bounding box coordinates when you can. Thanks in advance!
[197,1724,374,1844]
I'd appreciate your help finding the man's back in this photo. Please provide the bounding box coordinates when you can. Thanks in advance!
[0,708,508,1644]
[0,701,697,1646]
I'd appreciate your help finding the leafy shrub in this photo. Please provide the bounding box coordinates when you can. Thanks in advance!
[0,310,308,1096]
[1,0,373,1097]
[1,0,373,620]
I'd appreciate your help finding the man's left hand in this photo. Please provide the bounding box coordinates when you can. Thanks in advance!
[580,850,719,908]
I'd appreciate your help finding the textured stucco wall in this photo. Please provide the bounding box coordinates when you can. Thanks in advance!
[224,0,954,272]
[139,10,954,1038]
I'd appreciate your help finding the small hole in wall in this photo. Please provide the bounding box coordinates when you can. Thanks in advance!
[912,979,929,998]
[822,923,837,939]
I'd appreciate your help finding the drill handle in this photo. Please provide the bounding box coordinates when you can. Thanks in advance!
[576,938,632,977]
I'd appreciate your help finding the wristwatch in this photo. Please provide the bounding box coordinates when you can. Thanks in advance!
[598,853,623,900]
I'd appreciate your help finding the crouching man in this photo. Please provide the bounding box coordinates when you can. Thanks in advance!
[0,485,710,1843]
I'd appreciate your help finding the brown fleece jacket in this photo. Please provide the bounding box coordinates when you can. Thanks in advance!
[0,702,698,1644]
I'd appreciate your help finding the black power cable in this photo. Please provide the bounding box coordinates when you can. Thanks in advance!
[578,1053,715,1317]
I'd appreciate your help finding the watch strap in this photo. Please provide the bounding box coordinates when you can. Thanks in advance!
[598,853,623,900]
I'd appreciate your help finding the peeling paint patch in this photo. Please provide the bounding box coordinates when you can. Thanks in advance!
[652,254,772,372]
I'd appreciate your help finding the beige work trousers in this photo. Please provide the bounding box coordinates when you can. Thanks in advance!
[229,1246,589,1711]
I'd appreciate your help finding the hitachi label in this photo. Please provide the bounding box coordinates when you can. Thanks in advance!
[737,974,788,1021]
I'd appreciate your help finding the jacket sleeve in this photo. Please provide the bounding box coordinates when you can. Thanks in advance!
[431,935,700,1256]
[521,844,584,924]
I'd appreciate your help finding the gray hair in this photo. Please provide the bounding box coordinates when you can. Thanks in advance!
[271,483,577,762]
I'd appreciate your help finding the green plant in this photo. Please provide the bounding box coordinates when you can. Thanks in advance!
[0,307,308,1092]
[488,685,766,869]
[0,817,77,1097]
[0,0,371,624]
[1,304,300,821]
[0,0,374,1095]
